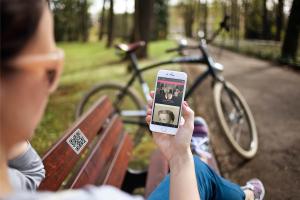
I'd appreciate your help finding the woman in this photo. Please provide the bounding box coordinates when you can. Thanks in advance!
[0,0,265,199]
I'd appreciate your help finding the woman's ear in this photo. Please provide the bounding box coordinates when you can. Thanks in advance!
[48,64,62,93]
[47,69,56,87]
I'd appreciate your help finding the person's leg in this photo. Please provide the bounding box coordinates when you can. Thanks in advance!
[147,156,245,200]
[193,156,245,200]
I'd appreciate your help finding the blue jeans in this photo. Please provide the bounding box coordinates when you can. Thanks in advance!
[148,156,245,200]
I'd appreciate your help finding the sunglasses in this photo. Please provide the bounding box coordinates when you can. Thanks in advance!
[6,48,65,93]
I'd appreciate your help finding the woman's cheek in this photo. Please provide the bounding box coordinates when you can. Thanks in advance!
[16,71,50,140]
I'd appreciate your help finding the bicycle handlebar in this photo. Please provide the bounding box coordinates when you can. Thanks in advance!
[165,16,230,54]
[206,15,230,43]
[220,15,230,32]
[165,45,201,54]
[166,47,181,53]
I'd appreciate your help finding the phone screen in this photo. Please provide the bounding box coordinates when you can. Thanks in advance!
[152,77,185,128]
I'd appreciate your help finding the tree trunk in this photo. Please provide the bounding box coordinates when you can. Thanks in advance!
[231,0,239,49]
[122,0,128,40]
[183,0,195,38]
[275,0,284,41]
[99,0,106,40]
[281,0,300,62]
[184,3,194,38]
[106,0,114,48]
[243,0,249,39]
[203,0,208,38]
[132,0,154,58]
[81,0,88,42]
[262,0,270,39]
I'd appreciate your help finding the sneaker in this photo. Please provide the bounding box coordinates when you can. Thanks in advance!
[192,117,221,174]
[191,117,211,158]
[242,178,265,200]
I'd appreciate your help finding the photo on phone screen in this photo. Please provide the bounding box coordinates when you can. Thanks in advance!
[152,77,185,128]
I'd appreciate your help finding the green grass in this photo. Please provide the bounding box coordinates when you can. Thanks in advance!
[31,39,180,169]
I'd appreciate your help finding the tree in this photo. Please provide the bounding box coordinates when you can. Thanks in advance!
[231,0,240,48]
[182,0,196,38]
[244,0,262,39]
[275,0,284,41]
[52,0,91,42]
[243,0,249,38]
[281,0,300,63]
[132,0,154,58]
[262,0,271,39]
[98,0,107,40]
[106,0,114,47]
[80,0,89,42]
[202,0,208,38]
[122,0,129,40]
[151,0,169,40]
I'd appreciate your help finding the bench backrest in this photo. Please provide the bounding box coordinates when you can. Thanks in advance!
[38,96,133,191]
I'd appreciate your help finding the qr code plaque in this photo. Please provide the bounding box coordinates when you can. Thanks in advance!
[66,129,88,154]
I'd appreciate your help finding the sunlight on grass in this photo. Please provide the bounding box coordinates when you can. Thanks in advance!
[32,40,180,169]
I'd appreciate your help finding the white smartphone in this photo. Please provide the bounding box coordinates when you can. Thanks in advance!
[149,70,187,135]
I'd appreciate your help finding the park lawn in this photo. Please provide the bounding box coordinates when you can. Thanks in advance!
[31,40,180,170]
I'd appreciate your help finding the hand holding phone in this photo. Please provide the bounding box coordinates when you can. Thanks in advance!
[146,91,195,162]
[149,70,187,135]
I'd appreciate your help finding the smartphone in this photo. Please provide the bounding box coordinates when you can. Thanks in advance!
[150,70,187,135]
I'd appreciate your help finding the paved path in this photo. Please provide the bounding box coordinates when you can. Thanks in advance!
[182,46,300,200]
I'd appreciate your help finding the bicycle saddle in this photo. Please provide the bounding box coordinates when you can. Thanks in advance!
[115,41,146,53]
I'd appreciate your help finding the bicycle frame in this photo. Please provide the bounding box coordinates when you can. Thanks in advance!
[115,39,224,126]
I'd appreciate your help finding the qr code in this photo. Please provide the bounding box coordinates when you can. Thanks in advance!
[66,129,88,154]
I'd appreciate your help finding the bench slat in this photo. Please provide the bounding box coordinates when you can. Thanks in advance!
[103,133,133,188]
[70,115,124,188]
[39,96,113,191]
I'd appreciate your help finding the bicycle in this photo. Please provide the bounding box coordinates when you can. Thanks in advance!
[76,16,258,159]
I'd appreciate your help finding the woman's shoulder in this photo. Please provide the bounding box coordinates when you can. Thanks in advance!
[5,185,144,200]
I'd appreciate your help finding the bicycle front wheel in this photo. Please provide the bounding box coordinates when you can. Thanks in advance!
[76,82,146,146]
[213,81,258,159]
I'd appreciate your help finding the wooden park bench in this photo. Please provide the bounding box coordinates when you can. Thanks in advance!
[38,95,168,198]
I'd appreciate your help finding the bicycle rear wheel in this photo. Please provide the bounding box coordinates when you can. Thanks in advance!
[76,82,147,146]
[213,81,258,159]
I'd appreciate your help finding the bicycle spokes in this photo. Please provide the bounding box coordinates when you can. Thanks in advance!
[221,88,252,150]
